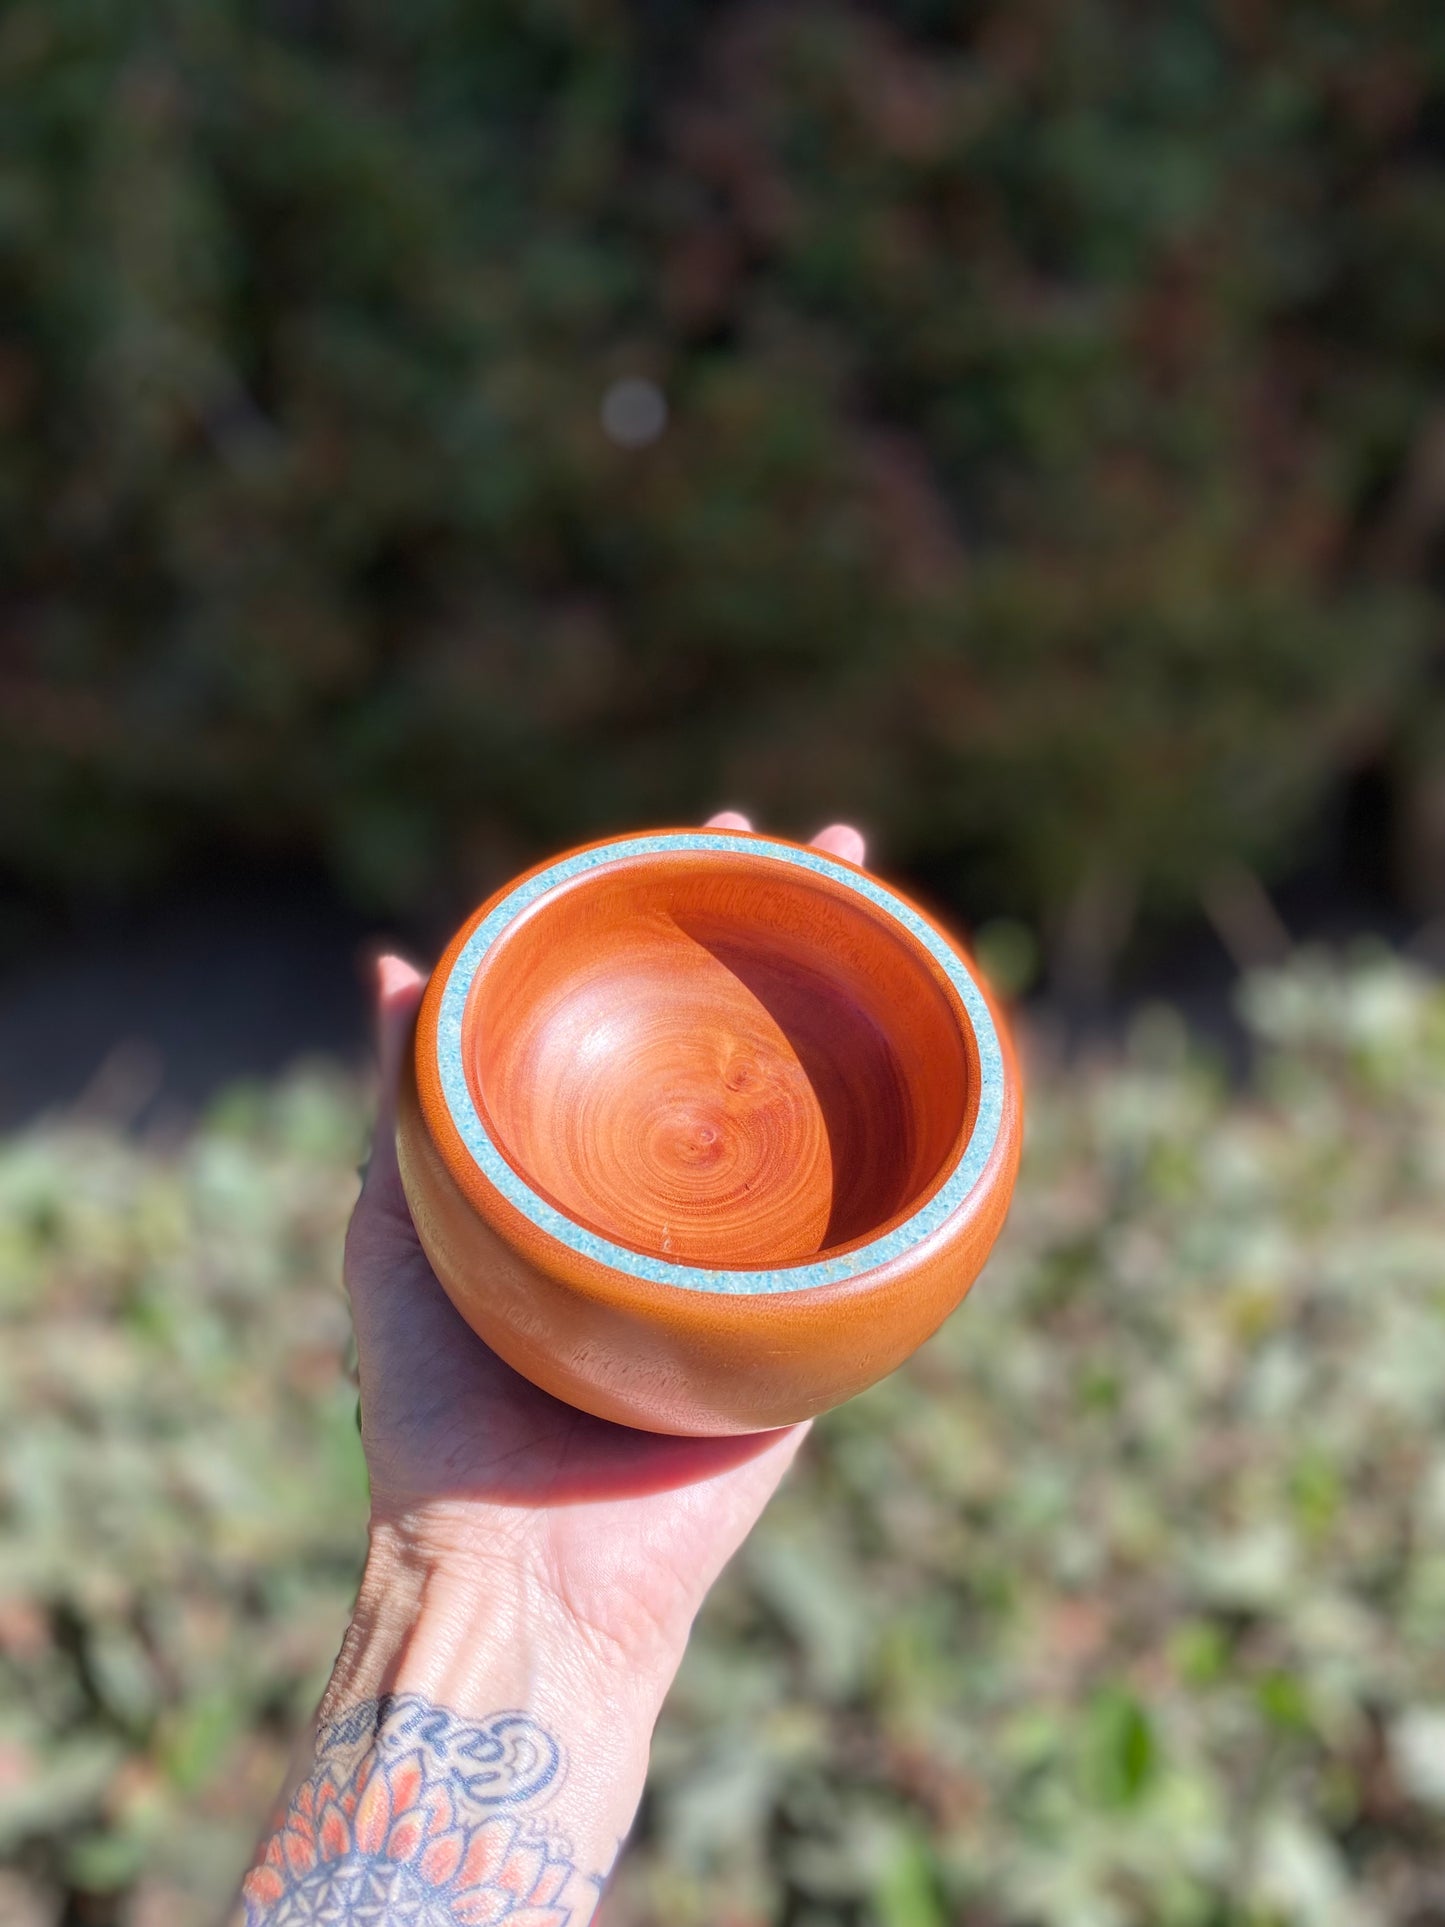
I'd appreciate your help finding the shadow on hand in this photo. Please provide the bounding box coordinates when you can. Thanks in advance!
[355,1233,802,1511]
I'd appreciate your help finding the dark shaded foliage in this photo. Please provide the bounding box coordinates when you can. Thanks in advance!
[3,2,1444,957]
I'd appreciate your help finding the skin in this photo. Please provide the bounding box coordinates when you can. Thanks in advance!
[240,817,867,1924]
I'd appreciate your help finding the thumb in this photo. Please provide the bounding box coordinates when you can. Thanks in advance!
[357,952,426,1218]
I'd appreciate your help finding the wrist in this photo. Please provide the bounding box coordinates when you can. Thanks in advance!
[324,1509,685,1729]
[292,1514,681,1914]
[248,1516,670,1926]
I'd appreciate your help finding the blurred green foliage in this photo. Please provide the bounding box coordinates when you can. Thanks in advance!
[0,1072,367,1919]
[3,2,1445,947]
[3,948,1444,1924]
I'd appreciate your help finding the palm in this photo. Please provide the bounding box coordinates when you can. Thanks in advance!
[347,1195,804,1647]
[345,816,862,1652]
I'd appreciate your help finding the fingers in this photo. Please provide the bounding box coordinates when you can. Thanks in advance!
[705,810,867,869]
[376,953,425,1093]
[810,823,867,867]
[358,952,426,1215]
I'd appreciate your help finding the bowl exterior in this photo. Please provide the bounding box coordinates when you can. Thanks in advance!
[396,832,1023,1435]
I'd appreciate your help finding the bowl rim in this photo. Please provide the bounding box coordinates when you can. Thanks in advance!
[423,828,1007,1297]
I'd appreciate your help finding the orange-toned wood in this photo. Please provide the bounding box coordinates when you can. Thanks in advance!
[396,830,1023,1435]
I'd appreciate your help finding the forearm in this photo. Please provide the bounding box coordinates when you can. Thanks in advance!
[239,1520,680,1926]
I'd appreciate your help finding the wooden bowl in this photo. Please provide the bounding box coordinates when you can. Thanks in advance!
[397,828,1022,1435]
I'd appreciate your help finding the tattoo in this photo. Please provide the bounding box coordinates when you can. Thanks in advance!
[242,1695,599,1925]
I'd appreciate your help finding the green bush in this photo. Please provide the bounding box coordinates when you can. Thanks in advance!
[2,947,1443,1924]
[2,3,1443,943]
[0,1070,367,1915]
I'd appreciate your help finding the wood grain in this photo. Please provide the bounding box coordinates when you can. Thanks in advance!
[463,858,970,1267]
[398,830,1023,1434]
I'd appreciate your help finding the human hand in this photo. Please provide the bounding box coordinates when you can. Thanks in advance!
[240,817,866,1926]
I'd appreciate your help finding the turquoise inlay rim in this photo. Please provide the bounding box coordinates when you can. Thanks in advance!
[436,833,1003,1296]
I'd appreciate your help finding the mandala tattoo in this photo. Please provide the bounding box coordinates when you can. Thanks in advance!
[242,1695,597,1926]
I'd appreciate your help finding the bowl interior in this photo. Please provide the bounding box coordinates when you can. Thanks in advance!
[461,852,975,1269]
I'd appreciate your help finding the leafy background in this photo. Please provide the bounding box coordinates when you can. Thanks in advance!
[5,3,1445,1923]
[3,0,1445,971]
[3,954,1445,1926]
